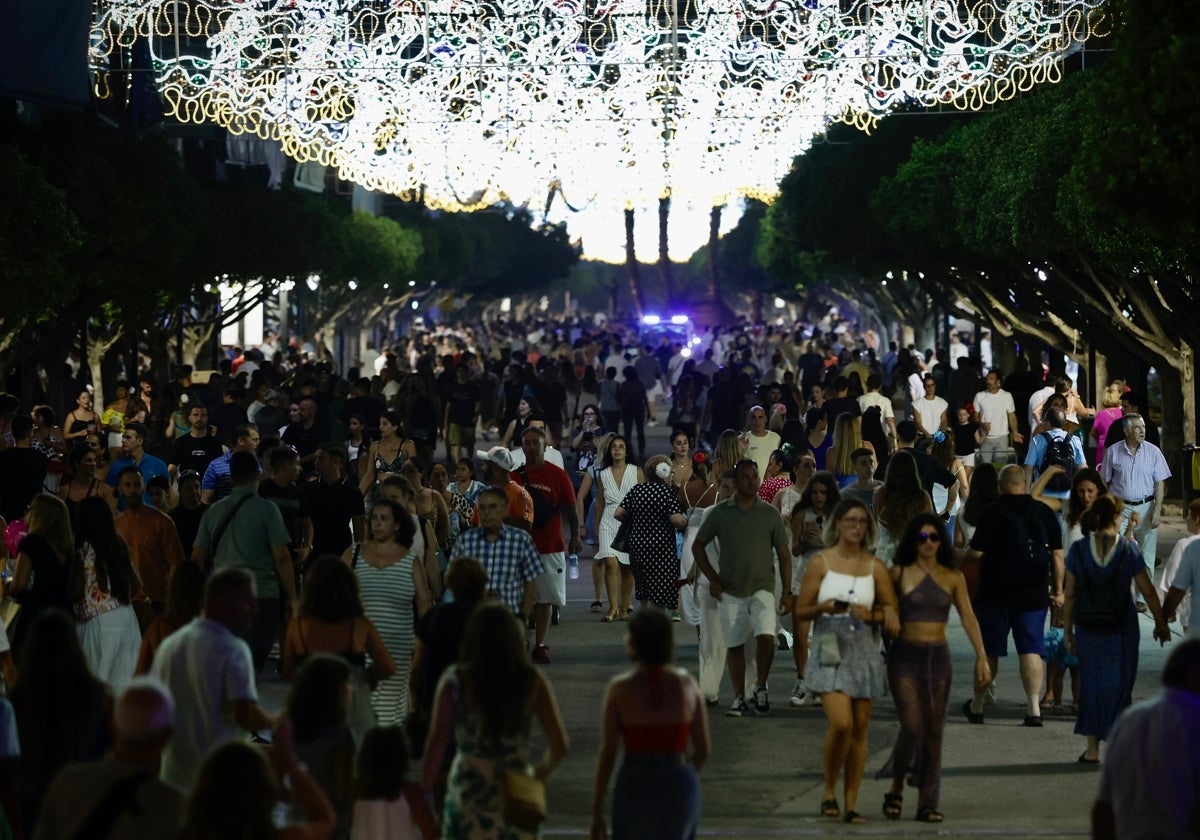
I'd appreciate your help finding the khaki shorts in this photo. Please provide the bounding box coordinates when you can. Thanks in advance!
[447,422,476,450]
[717,590,777,642]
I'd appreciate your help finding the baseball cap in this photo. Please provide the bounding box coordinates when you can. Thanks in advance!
[476,446,515,472]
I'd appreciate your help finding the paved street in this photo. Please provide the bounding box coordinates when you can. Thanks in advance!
[260,418,1189,838]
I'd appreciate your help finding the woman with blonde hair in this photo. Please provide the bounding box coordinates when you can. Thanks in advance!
[709,429,744,485]
[5,495,77,655]
[1090,380,1126,467]
[826,413,874,487]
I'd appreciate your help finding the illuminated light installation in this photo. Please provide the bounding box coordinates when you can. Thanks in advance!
[91,0,1107,210]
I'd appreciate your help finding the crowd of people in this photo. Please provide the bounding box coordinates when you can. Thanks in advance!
[0,313,1196,837]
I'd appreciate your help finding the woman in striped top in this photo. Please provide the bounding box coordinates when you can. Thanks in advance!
[343,498,432,726]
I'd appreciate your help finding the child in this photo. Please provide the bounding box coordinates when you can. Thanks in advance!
[352,726,437,840]
[1042,603,1079,715]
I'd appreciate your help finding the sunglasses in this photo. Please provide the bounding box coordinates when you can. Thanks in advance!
[917,531,942,544]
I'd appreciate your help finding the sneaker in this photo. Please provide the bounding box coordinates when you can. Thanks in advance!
[726,695,749,717]
[753,685,770,716]
[789,677,807,707]
[670,611,682,622]
[777,632,790,651]
[1022,714,1043,728]
[985,683,997,705]
[705,697,719,707]
[531,644,551,664]
[647,418,658,427]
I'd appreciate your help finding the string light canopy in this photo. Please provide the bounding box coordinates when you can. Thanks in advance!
[91,0,1107,211]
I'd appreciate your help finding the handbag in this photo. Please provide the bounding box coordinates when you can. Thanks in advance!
[501,768,547,832]
[611,516,633,554]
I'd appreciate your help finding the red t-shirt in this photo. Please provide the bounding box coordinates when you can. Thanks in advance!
[510,461,576,554]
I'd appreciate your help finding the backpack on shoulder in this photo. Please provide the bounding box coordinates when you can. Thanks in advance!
[1038,432,1077,492]
[1002,505,1052,585]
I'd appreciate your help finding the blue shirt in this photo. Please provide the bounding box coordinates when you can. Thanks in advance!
[449,525,544,613]
[106,453,170,511]
[1024,428,1087,497]
[1099,440,1171,501]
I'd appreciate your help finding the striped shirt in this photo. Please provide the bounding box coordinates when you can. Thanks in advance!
[1100,440,1170,501]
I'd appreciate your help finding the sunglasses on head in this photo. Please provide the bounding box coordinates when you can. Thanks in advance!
[917,531,942,544]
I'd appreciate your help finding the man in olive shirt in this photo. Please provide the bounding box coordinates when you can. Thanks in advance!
[693,459,792,717]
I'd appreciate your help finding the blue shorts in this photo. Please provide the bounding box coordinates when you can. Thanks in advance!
[975,604,1047,657]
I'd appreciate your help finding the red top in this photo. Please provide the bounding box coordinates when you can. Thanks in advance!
[621,722,691,754]
[510,461,577,554]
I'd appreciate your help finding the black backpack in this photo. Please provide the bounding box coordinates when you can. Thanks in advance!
[517,467,558,529]
[1038,432,1077,492]
[1002,504,1053,585]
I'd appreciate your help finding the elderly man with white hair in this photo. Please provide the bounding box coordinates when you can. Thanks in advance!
[34,677,184,839]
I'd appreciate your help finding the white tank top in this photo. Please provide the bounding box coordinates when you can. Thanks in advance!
[817,569,876,606]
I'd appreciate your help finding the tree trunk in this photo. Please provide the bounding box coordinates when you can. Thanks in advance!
[1156,351,1195,498]
[624,208,644,319]
[658,196,673,308]
[707,205,722,301]
[86,325,124,410]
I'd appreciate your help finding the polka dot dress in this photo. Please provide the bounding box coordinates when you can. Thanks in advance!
[620,482,683,608]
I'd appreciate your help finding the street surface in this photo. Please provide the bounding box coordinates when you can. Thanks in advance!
[261,418,1187,839]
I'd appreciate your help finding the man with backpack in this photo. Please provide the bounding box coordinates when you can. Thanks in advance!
[964,465,1064,727]
[1023,404,1086,502]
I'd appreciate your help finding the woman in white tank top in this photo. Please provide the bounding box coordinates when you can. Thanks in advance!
[793,498,900,825]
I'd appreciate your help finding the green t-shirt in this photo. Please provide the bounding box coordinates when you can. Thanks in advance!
[695,496,789,597]
[195,486,290,598]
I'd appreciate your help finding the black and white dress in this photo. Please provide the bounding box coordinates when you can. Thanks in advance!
[620,483,683,609]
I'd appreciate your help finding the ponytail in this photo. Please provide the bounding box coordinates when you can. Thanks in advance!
[1080,495,1122,536]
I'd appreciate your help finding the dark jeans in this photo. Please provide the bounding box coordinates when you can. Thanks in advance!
[246,597,281,673]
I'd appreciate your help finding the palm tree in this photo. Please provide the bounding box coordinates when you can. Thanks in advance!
[624,208,645,318]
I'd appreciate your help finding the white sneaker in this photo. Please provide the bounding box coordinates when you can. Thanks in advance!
[789,677,807,707]
[753,684,770,716]
[726,695,749,717]
[985,683,997,705]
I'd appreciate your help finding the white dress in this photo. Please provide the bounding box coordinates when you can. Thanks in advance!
[597,465,639,566]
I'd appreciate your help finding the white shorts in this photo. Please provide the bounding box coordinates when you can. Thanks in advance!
[717,590,777,643]
[535,551,567,607]
[646,382,665,401]
[959,452,976,468]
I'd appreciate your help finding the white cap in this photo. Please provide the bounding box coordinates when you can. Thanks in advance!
[475,446,515,472]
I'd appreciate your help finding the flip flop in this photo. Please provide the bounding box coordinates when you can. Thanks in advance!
[820,798,840,818]
[1077,752,1100,765]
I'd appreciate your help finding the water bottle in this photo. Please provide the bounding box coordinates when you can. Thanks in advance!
[568,553,579,580]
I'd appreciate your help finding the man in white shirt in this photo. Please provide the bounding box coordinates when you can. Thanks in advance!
[741,405,781,479]
[858,372,897,451]
[1162,499,1200,635]
[1027,381,1055,432]
[151,568,275,794]
[974,370,1024,463]
[913,374,949,437]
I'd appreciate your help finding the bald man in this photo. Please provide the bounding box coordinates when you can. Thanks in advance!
[35,677,183,839]
[964,465,1064,728]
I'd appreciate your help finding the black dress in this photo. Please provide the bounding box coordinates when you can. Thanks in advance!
[12,533,73,655]
[621,483,682,609]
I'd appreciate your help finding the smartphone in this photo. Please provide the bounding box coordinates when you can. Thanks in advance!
[833,599,850,610]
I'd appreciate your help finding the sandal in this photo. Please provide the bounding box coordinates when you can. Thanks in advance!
[820,798,840,818]
[600,612,618,623]
[882,793,903,820]
[589,601,604,613]
[843,811,866,824]
[915,808,943,823]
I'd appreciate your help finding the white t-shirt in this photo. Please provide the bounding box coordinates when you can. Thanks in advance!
[743,430,781,479]
[151,618,258,794]
[858,392,895,425]
[914,396,948,434]
[1028,386,1055,431]
[1165,536,1200,632]
[974,389,1016,438]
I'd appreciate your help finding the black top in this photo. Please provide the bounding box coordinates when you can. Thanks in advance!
[0,448,48,522]
[413,600,476,721]
[12,533,73,654]
[304,476,365,557]
[874,448,957,496]
[170,434,225,476]
[970,495,1062,611]
[170,503,209,556]
[822,396,861,422]
[443,380,481,427]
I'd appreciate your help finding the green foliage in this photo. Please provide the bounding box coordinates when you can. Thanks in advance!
[0,148,81,327]
[334,210,423,288]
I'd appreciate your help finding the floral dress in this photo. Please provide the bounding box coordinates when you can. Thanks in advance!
[620,482,683,609]
[442,668,536,840]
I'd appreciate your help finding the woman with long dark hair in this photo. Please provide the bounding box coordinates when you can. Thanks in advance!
[59,443,116,519]
[421,603,569,837]
[286,654,356,836]
[358,409,417,496]
[1063,495,1170,764]
[881,514,989,823]
[11,609,111,832]
[590,609,710,839]
[595,435,644,621]
[786,471,841,706]
[872,450,932,568]
[71,496,142,688]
